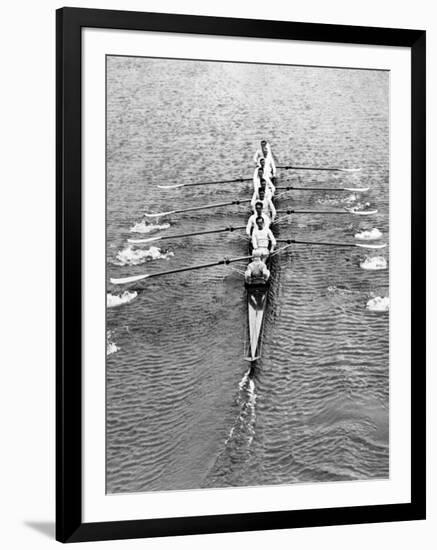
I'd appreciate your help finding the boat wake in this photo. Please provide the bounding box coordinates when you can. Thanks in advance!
[113,245,174,266]
[107,290,138,308]
[129,220,170,234]
[355,228,382,241]
[360,256,387,270]
[366,296,389,312]
[224,368,257,448]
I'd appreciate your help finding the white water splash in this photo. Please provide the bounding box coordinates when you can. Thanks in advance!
[317,193,358,206]
[366,296,389,312]
[355,228,382,241]
[107,342,119,355]
[360,256,387,270]
[129,221,170,234]
[107,331,119,355]
[107,290,138,308]
[114,245,174,266]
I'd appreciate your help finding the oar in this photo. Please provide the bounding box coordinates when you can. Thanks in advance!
[110,254,252,285]
[277,238,387,250]
[158,177,252,189]
[144,198,251,218]
[277,208,378,216]
[278,165,361,172]
[275,185,369,192]
[128,225,246,244]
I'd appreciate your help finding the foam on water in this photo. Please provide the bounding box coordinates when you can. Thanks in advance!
[366,296,389,312]
[355,228,382,241]
[317,193,357,206]
[107,290,138,308]
[107,342,119,355]
[107,330,119,355]
[360,256,387,270]
[113,245,174,266]
[129,221,170,233]
[224,369,257,448]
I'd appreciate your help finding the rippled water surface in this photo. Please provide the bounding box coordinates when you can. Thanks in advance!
[106,56,389,493]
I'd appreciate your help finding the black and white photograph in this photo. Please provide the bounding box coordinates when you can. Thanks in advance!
[106,55,390,494]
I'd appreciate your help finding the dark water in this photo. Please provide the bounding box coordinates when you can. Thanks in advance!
[106,56,389,493]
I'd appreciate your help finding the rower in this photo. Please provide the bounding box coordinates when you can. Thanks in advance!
[246,200,271,236]
[253,176,274,199]
[244,249,270,284]
[253,140,277,183]
[258,178,274,201]
[251,187,276,221]
[253,159,275,194]
[252,216,277,261]
[253,140,270,164]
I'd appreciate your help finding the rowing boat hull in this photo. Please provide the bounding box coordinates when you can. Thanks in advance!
[245,278,269,361]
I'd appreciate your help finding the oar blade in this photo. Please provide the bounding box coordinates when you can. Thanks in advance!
[144,210,174,218]
[157,184,184,189]
[344,187,369,192]
[350,208,378,215]
[127,236,160,244]
[356,242,387,249]
[110,273,150,285]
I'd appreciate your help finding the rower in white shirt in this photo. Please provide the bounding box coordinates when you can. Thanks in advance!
[253,140,270,164]
[251,185,276,221]
[251,217,277,261]
[253,159,275,194]
[246,200,271,236]
[255,179,274,202]
[253,140,277,182]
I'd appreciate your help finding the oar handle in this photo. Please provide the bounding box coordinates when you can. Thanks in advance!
[276,186,369,192]
[182,177,252,187]
[278,165,361,172]
[166,198,252,215]
[129,224,247,244]
[277,238,356,246]
[110,254,253,285]
[277,209,377,215]
[277,238,387,249]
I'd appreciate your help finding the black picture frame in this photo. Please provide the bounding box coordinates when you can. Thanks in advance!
[56,6,426,543]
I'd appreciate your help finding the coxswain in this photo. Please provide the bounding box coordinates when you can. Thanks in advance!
[246,200,271,236]
[252,216,277,261]
[251,186,276,221]
[244,249,270,284]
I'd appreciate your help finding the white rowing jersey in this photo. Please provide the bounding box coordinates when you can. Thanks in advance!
[253,167,275,194]
[246,212,271,236]
[252,226,277,251]
[250,193,276,220]
[253,143,277,178]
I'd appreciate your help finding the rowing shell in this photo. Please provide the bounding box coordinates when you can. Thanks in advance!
[111,160,384,362]
[244,186,277,362]
[245,276,269,361]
